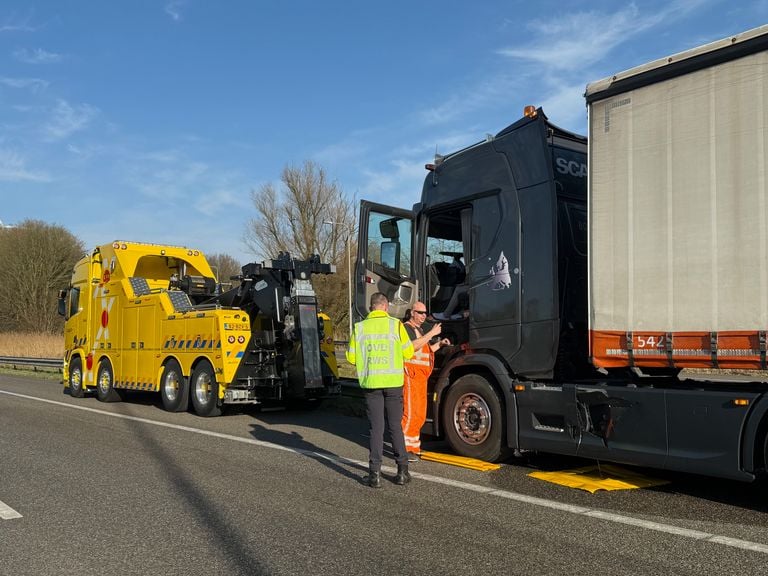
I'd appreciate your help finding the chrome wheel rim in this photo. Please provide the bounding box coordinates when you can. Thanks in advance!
[163,369,181,402]
[452,392,491,445]
[194,372,212,405]
[70,367,82,392]
[98,367,111,394]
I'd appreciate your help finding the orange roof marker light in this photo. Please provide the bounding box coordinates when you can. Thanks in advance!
[523,105,537,118]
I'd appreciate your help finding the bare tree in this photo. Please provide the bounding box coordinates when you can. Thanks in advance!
[244,160,355,262]
[0,220,85,333]
[244,160,357,337]
[206,252,242,290]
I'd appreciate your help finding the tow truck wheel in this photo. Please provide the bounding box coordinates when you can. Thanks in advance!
[68,357,84,398]
[442,374,509,462]
[190,361,221,417]
[95,359,121,402]
[161,359,188,412]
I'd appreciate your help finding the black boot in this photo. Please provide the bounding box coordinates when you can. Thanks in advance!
[394,465,411,485]
[364,470,382,488]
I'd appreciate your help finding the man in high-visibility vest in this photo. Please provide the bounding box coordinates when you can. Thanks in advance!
[347,292,414,488]
[402,301,450,460]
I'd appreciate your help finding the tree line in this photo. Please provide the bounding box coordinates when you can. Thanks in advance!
[1,160,358,338]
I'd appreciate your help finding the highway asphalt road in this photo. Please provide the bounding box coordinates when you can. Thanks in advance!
[3,373,768,576]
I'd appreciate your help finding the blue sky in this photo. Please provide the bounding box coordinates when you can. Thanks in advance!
[1,1,766,264]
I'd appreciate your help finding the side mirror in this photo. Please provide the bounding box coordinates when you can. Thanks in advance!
[57,290,67,317]
[379,217,400,240]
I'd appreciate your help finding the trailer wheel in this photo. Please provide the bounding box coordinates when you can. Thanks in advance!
[161,359,188,412]
[190,361,221,417]
[442,374,508,462]
[95,359,121,402]
[68,357,84,398]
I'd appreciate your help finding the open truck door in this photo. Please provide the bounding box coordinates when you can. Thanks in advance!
[354,201,416,321]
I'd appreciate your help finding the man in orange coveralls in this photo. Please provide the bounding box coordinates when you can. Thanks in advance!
[402,301,451,461]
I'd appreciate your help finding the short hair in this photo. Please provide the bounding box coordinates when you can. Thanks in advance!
[370,292,388,309]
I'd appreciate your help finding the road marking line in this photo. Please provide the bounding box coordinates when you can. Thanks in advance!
[0,498,22,520]
[3,388,768,553]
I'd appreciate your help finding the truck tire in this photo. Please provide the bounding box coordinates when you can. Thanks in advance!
[68,357,84,398]
[190,361,221,417]
[160,359,188,412]
[95,359,121,402]
[442,374,509,462]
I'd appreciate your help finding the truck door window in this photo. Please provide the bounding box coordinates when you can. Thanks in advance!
[425,208,469,318]
[68,287,80,318]
[366,211,412,278]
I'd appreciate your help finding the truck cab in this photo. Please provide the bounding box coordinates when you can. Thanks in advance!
[354,108,590,460]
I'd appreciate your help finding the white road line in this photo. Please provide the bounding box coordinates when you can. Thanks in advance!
[0,498,22,520]
[3,388,767,554]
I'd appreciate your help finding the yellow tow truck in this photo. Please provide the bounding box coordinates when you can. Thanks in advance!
[58,241,338,416]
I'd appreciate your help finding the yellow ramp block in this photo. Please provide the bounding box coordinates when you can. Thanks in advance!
[419,451,501,471]
[528,464,670,493]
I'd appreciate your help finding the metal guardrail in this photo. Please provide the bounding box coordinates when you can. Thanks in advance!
[0,356,362,391]
[0,356,63,372]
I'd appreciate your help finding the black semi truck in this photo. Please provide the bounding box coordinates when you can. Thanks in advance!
[354,26,768,482]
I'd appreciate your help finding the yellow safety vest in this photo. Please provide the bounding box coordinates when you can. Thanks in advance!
[346,310,414,389]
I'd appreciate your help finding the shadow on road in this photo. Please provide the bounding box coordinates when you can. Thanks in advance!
[124,412,271,575]
[648,471,768,514]
[249,404,371,452]
[495,451,768,519]
[247,422,368,482]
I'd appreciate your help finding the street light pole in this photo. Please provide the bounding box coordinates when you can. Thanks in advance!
[323,220,353,337]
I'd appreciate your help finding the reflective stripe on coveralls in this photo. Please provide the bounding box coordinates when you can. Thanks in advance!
[402,326,433,454]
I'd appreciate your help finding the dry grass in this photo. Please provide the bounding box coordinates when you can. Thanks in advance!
[334,345,356,379]
[0,331,63,358]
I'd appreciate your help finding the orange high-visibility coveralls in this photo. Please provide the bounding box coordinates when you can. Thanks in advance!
[402,330,433,454]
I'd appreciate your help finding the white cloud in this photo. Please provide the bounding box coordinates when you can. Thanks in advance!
[136,160,208,198]
[538,81,590,133]
[0,15,35,33]
[358,157,427,207]
[66,142,104,160]
[194,188,250,217]
[127,151,217,203]
[0,149,50,182]
[314,137,370,167]
[418,77,514,127]
[43,100,99,141]
[13,47,63,64]
[498,0,711,71]
[0,76,48,92]
[498,9,638,70]
[165,1,186,21]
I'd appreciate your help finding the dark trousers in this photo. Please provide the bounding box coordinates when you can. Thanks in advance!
[364,387,408,472]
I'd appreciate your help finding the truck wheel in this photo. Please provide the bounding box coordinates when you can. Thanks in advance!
[68,357,84,398]
[161,359,188,412]
[95,359,121,402]
[442,374,508,462]
[190,361,221,417]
